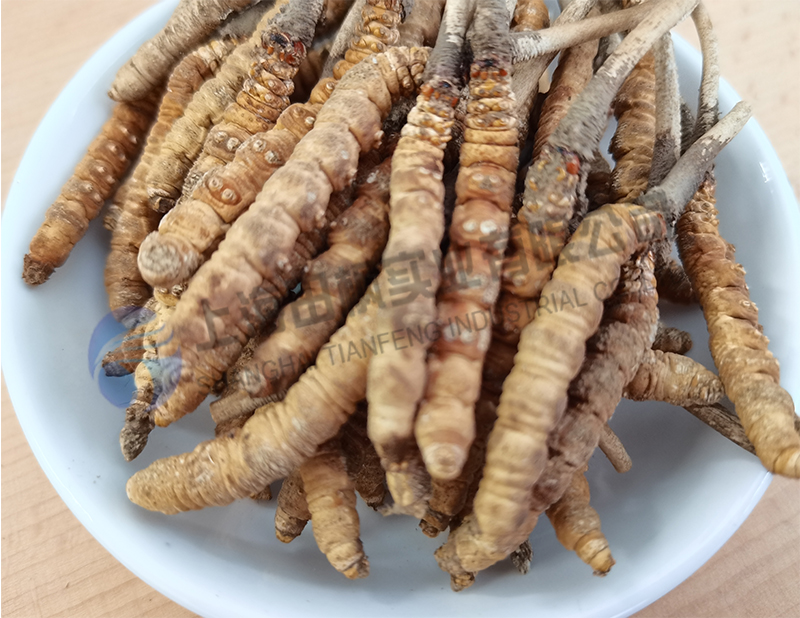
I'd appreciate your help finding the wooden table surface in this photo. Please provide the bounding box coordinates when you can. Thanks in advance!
[2,1,799,616]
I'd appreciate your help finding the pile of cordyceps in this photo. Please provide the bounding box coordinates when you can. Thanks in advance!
[23,0,800,590]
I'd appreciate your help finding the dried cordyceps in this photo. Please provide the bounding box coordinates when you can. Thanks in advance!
[510,2,656,64]
[104,38,239,319]
[652,322,693,354]
[655,256,696,304]
[275,470,310,542]
[138,97,327,289]
[143,3,285,212]
[397,0,446,47]
[624,348,724,406]
[545,465,615,575]
[341,404,387,509]
[598,424,632,473]
[23,95,158,285]
[415,0,518,482]
[109,0,263,102]
[520,251,659,559]
[210,154,392,426]
[301,439,370,579]
[609,5,655,204]
[677,177,800,477]
[120,287,184,461]
[366,1,467,513]
[420,393,497,537]
[531,35,597,161]
[331,0,404,79]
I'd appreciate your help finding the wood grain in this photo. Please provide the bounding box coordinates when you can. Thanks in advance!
[1,1,798,617]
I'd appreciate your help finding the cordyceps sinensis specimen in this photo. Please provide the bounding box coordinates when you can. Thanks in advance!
[366,0,470,514]
[598,424,632,474]
[301,439,370,579]
[341,403,387,509]
[275,470,310,542]
[136,0,406,291]
[144,47,429,430]
[331,0,404,79]
[397,0,446,47]
[209,155,393,427]
[105,39,239,320]
[624,348,724,407]
[415,0,518,482]
[22,94,158,285]
[522,250,658,561]
[652,322,693,354]
[120,287,184,461]
[109,0,263,102]
[677,176,800,477]
[420,392,497,538]
[546,465,615,576]
[181,0,326,196]
[143,1,287,213]
[609,42,655,204]
[433,104,750,589]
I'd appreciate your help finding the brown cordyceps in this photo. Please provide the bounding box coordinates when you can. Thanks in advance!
[598,424,632,474]
[415,0,518,483]
[210,154,393,427]
[655,256,696,304]
[104,38,238,320]
[143,2,288,213]
[137,100,324,289]
[109,0,262,102]
[523,250,659,543]
[397,0,446,47]
[301,439,370,579]
[546,465,615,575]
[609,51,655,204]
[531,36,597,161]
[624,348,724,406]
[341,404,386,509]
[137,0,405,290]
[23,95,158,285]
[275,470,310,542]
[677,177,800,477]
[181,0,325,196]
[332,0,404,79]
[144,47,429,430]
[420,393,497,537]
[119,288,184,461]
[366,0,468,515]
[652,322,692,354]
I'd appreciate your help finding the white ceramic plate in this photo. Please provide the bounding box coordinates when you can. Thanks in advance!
[3,2,800,617]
